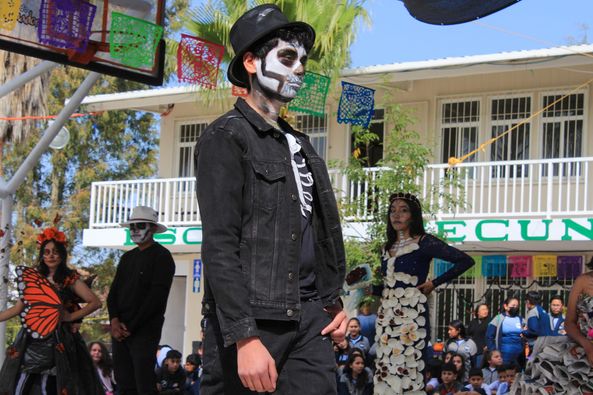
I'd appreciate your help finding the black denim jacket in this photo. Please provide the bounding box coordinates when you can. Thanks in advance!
[194,98,345,347]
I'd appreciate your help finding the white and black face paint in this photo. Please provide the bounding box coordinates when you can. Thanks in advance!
[255,39,307,102]
[130,222,154,244]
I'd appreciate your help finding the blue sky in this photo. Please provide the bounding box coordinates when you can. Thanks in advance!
[349,0,592,68]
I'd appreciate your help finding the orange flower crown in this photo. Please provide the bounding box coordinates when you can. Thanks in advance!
[37,227,68,246]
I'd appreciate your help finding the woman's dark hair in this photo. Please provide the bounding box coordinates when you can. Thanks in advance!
[526,291,541,305]
[89,341,113,377]
[348,317,361,326]
[451,353,466,380]
[482,349,500,369]
[501,296,519,312]
[442,350,455,363]
[447,320,467,340]
[343,351,370,390]
[385,193,426,251]
[549,295,564,304]
[474,303,489,318]
[37,239,72,285]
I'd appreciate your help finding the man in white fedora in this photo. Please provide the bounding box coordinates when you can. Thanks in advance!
[107,205,175,395]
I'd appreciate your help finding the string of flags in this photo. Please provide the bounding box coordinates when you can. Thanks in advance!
[434,255,583,280]
[0,1,378,128]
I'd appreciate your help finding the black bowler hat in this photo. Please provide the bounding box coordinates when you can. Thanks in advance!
[227,4,315,88]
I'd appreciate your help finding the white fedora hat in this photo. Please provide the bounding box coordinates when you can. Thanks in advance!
[120,206,167,234]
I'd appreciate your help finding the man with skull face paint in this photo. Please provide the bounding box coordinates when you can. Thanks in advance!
[107,206,176,395]
[195,4,347,395]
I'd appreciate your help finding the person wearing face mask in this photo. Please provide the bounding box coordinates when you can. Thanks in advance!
[194,4,347,395]
[107,206,175,395]
[485,297,525,366]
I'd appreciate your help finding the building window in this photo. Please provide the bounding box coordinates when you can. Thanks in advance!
[541,92,585,176]
[295,114,328,160]
[440,100,480,164]
[176,122,208,178]
[490,96,531,177]
[351,109,384,167]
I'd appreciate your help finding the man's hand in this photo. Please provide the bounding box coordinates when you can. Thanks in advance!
[321,305,347,344]
[236,337,277,392]
[111,318,130,341]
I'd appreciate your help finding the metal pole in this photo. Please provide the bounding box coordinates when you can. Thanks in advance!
[0,195,13,366]
[0,61,58,100]
[0,71,101,198]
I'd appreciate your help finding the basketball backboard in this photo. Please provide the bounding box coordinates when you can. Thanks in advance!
[0,0,166,85]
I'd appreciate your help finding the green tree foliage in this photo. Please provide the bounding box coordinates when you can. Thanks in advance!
[1,1,191,346]
[183,0,370,84]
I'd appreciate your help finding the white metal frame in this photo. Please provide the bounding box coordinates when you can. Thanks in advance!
[173,119,209,179]
[437,97,482,164]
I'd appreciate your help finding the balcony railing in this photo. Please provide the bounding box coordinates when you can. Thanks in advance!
[89,157,593,228]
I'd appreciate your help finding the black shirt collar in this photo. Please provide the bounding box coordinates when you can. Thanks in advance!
[234,98,296,135]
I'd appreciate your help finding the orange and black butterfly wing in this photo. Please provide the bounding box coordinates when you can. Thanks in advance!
[16,266,62,339]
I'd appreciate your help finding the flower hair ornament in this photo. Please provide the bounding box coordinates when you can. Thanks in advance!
[389,192,421,209]
[37,227,67,246]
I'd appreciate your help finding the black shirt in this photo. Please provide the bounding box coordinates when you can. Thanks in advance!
[107,242,175,333]
[294,149,317,299]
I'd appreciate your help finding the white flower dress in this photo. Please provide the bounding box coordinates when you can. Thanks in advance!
[374,234,475,395]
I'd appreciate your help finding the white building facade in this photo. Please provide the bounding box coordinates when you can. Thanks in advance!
[82,44,593,353]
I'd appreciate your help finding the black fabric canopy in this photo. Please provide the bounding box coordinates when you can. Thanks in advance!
[401,0,522,25]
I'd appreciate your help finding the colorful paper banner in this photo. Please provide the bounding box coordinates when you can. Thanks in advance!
[177,34,224,88]
[288,72,331,117]
[462,256,481,278]
[557,256,583,279]
[110,12,164,68]
[482,255,507,277]
[533,255,557,277]
[0,0,22,31]
[433,258,453,277]
[38,0,97,53]
[508,256,533,278]
[231,85,249,97]
[337,81,375,128]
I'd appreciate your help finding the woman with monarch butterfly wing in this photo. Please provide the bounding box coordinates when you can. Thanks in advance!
[0,228,103,395]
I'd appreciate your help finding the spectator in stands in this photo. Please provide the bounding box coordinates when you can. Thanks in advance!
[467,303,490,367]
[451,353,467,385]
[486,296,525,365]
[184,354,200,395]
[444,320,477,380]
[523,291,552,354]
[549,294,566,335]
[89,341,117,395]
[431,362,464,395]
[337,352,373,395]
[347,318,370,355]
[425,358,443,393]
[356,301,377,346]
[156,349,186,394]
[464,368,488,395]
[481,349,503,385]
[157,345,173,371]
[335,338,354,371]
[496,363,518,395]
[487,365,508,395]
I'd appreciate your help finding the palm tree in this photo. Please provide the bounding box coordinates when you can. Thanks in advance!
[0,51,49,175]
[183,0,370,85]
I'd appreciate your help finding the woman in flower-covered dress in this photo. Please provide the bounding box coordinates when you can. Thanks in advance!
[0,227,103,395]
[373,193,475,394]
[512,259,593,394]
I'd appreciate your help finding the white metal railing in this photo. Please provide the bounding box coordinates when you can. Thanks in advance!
[88,157,593,228]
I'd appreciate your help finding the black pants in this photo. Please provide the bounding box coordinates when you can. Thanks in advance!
[112,328,161,395]
[201,299,337,395]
